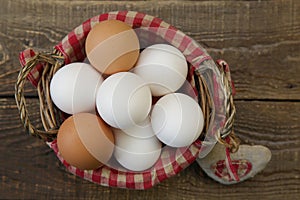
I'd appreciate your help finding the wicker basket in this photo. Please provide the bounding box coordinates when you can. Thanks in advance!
[15,11,238,189]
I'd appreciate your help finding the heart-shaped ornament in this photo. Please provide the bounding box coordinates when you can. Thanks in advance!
[196,143,271,184]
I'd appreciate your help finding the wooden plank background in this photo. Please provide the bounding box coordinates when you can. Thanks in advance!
[0,0,299,199]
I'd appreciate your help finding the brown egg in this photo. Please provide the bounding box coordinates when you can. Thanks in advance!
[57,113,115,170]
[85,20,140,74]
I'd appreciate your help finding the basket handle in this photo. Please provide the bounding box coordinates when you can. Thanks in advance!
[215,60,240,153]
[15,50,64,140]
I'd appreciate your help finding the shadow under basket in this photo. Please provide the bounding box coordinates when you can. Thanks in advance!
[15,11,238,190]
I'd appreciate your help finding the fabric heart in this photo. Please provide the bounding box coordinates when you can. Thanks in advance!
[196,143,271,184]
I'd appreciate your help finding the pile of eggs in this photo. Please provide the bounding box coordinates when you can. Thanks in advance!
[50,20,204,172]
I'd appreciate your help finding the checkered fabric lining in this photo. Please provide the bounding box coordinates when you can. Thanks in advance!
[19,11,224,189]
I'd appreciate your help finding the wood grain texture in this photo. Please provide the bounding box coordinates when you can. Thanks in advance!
[0,98,299,199]
[0,0,299,99]
[1,0,299,199]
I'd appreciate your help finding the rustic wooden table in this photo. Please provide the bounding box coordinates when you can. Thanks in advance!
[0,0,299,199]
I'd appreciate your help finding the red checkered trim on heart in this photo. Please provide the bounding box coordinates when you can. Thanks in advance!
[19,11,228,189]
[212,158,252,182]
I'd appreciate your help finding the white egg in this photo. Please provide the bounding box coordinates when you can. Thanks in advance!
[151,93,204,147]
[121,116,155,139]
[50,62,103,114]
[96,72,152,129]
[133,44,188,96]
[113,119,162,171]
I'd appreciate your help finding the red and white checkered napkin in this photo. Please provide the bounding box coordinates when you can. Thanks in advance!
[19,11,226,189]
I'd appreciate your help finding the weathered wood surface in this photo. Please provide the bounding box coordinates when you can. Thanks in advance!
[0,0,299,199]
[0,0,299,99]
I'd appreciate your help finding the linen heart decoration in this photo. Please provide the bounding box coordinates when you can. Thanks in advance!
[197,143,271,184]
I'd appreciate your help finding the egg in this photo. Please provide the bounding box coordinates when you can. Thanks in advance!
[133,44,188,96]
[96,72,152,129]
[50,62,103,114]
[85,20,140,74]
[151,93,204,147]
[113,118,162,171]
[57,113,115,170]
[121,116,153,139]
